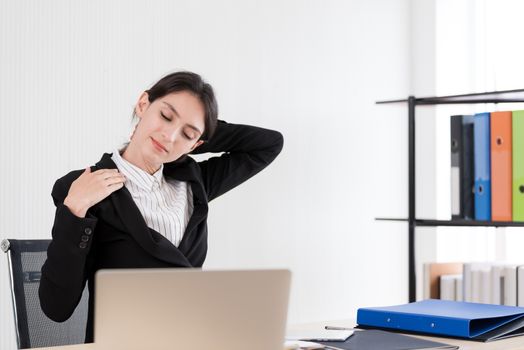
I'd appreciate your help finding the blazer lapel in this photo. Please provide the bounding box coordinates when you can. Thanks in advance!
[163,156,209,252]
[94,153,194,267]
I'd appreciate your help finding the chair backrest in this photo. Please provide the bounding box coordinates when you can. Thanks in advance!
[1,239,89,349]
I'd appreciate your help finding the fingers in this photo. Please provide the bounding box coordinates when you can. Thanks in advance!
[90,169,123,183]
[93,169,120,177]
[99,172,125,181]
[106,178,125,194]
[79,168,118,181]
[105,174,126,187]
[70,167,126,209]
[108,183,124,193]
[102,171,126,194]
[84,168,126,191]
[84,167,126,182]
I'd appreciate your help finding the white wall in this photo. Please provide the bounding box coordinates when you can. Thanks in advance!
[432,0,524,266]
[410,0,524,297]
[0,1,411,348]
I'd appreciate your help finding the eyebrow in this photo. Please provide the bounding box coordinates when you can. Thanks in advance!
[162,101,203,134]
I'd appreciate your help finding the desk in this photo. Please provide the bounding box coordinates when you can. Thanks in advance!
[33,320,524,350]
[287,319,524,350]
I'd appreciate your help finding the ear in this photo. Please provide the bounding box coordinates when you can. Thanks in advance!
[189,140,204,151]
[134,92,150,119]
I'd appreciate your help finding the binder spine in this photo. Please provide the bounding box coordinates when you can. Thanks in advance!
[357,309,469,338]
[513,111,524,221]
[490,111,512,221]
[474,113,491,221]
[451,116,463,219]
[462,116,475,219]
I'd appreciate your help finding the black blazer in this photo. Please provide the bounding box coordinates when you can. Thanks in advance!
[38,120,283,343]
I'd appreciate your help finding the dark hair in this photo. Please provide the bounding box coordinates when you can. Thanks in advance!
[144,71,218,141]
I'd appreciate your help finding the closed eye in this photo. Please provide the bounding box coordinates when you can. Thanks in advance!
[183,132,196,140]
[161,112,172,121]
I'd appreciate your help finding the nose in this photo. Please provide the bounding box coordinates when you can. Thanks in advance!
[162,124,179,143]
[164,130,177,143]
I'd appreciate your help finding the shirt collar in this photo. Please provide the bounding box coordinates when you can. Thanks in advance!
[111,148,164,191]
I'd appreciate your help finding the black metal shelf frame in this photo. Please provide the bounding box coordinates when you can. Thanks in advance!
[376,88,524,302]
[376,217,524,227]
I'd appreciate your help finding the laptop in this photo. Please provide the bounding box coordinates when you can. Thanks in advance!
[94,268,291,350]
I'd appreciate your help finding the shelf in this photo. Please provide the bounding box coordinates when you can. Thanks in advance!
[376,87,524,302]
[376,88,524,105]
[417,219,524,227]
[375,217,409,222]
[375,217,524,227]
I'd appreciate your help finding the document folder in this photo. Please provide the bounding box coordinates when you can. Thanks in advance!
[357,299,524,342]
[450,115,463,219]
[490,111,512,221]
[450,115,475,220]
[319,329,457,350]
[474,112,491,221]
[462,116,475,219]
[513,110,524,221]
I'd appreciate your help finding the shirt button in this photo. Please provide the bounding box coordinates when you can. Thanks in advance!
[81,235,89,242]
[84,227,92,235]
[79,242,88,249]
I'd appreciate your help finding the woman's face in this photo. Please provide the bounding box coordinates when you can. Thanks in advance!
[130,90,205,169]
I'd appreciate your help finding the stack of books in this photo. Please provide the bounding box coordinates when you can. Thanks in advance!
[424,262,524,305]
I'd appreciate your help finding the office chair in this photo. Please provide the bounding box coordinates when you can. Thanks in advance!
[1,239,89,349]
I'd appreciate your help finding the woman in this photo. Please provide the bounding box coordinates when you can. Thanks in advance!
[39,71,284,343]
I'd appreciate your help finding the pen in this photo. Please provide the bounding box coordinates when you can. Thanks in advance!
[323,346,344,350]
[324,326,362,331]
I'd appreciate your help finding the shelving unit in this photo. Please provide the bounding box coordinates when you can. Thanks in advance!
[376,88,524,302]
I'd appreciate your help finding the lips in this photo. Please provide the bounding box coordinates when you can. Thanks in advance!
[151,137,168,153]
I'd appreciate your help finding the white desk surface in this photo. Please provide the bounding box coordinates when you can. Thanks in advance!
[33,319,524,350]
[286,319,524,350]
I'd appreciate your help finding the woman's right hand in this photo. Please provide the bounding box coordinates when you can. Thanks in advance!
[63,167,126,218]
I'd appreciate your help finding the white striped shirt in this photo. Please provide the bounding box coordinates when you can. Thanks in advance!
[111,149,193,247]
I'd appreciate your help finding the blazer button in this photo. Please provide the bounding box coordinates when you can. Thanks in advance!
[79,242,88,249]
[81,235,89,242]
[84,227,92,235]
